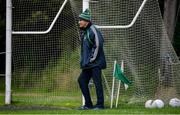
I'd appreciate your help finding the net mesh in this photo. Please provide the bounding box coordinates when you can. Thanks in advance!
[89,0,180,104]
[12,0,82,107]
[11,0,180,107]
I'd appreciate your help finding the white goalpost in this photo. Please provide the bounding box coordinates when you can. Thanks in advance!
[5,0,12,105]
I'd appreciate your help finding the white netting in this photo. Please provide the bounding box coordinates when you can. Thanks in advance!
[11,0,180,107]
[12,0,82,106]
[89,0,180,104]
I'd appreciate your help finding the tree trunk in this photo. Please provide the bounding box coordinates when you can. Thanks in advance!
[163,0,178,43]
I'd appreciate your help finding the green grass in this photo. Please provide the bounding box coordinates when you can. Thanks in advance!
[1,78,179,115]
[0,104,179,114]
[0,95,180,114]
[0,107,179,114]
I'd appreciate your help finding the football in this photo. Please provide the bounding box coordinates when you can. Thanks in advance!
[169,98,180,107]
[152,99,164,108]
[145,100,153,108]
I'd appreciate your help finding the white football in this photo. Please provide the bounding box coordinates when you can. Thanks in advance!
[152,99,164,108]
[169,98,180,107]
[145,100,153,108]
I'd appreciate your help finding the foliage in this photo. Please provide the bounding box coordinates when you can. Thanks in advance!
[12,48,80,92]
[174,19,180,57]
[0,0,5,73]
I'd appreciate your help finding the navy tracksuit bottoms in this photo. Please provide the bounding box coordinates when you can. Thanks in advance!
[78,67,104,107]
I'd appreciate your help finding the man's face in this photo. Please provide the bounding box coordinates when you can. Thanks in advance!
[79,19,89,28]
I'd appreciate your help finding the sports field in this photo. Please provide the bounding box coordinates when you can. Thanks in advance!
[0,95,179,114]
[1,0,180,114]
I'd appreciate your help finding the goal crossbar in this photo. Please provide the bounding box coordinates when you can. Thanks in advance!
[12,0,68,34]
[12,0,148,35]
[96,0,148,29]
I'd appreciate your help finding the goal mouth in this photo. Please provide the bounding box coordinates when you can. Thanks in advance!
[4,0,180,106]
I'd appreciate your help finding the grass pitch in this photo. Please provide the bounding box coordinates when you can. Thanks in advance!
[0,95,179,114]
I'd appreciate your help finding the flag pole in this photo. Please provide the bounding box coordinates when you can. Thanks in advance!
[110,60,117,108]
[115,60,124,108]
[115,81,121,108]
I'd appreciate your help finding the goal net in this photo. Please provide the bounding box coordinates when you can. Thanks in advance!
[10,0,180,107]
[12,0,82,107]
[89,0,180,104]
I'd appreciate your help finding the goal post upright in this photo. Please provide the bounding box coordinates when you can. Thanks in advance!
[81,0,90,106]
[83,0,89,11]
[5,0,12,105]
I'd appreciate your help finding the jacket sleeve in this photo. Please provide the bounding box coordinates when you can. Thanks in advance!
[89,26,100,62]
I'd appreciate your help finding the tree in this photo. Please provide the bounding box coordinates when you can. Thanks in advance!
[163,0,180,43]
[159,0,180,57]
[0,0,5,74]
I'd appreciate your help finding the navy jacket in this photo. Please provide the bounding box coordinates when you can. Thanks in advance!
[80,23,106,70]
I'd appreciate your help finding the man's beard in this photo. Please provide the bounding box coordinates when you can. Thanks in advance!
[79,26,86,30]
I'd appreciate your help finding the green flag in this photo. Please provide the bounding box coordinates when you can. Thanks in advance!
[113,61,132,90]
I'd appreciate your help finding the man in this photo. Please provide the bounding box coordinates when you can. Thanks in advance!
[78,9,106,110]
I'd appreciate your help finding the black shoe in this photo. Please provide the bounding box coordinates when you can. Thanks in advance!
[77,105,93,110]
